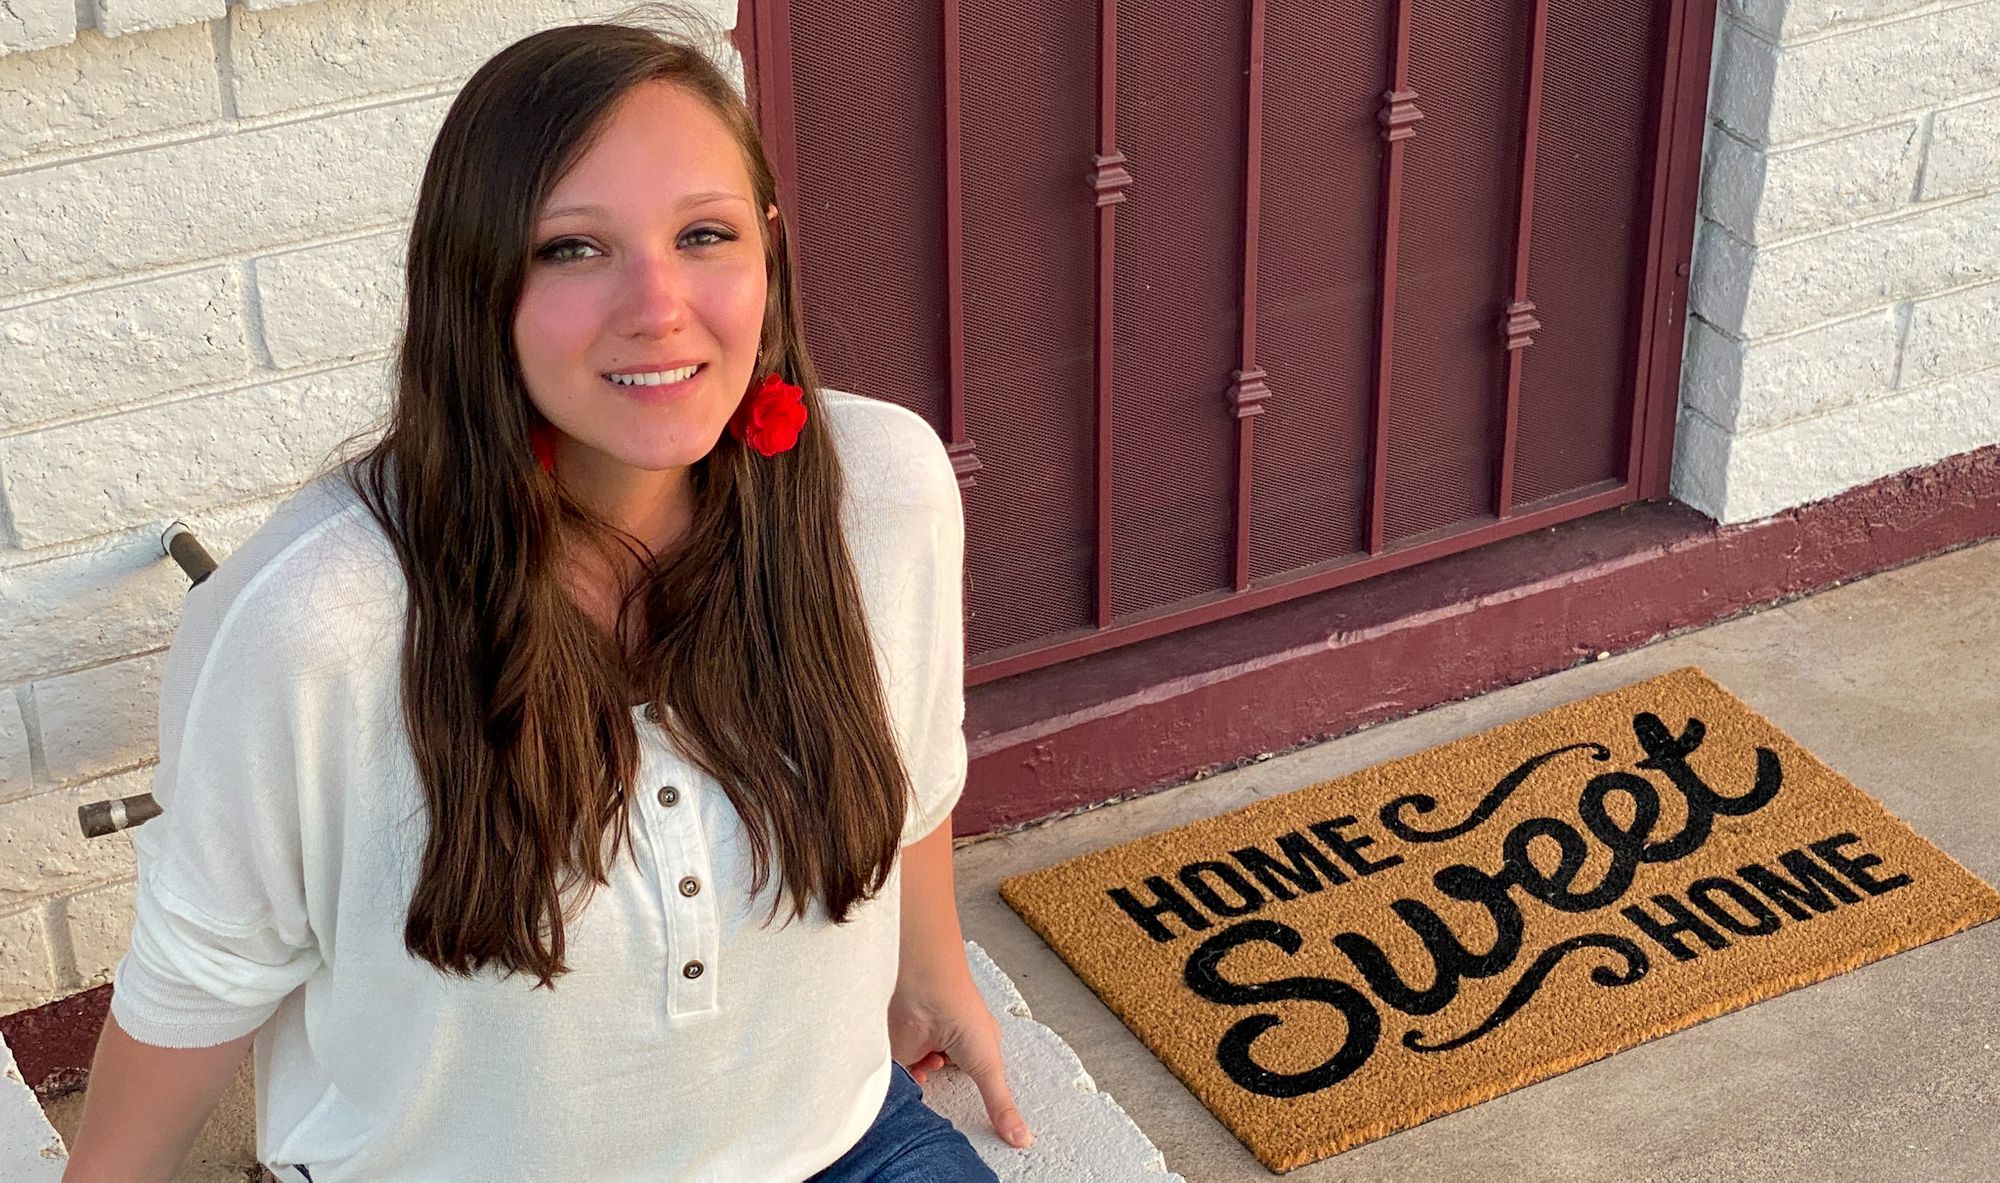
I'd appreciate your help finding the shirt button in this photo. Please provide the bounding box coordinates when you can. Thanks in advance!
[657,785,680,807]
[678,876,701,898]
[682,960,704,980]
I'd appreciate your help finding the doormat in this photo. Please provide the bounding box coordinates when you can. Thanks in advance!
[998,667,2000,1172]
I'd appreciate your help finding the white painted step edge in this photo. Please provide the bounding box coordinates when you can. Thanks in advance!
[1,1030,67,1181]
[925,940,1185,1182]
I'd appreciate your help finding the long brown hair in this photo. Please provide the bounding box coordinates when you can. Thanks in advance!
[329,8,910,989]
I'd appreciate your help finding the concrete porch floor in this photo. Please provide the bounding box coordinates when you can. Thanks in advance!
[952,535,2000,1181]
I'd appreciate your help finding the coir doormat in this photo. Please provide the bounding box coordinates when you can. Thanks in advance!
[999,667,2000,1172]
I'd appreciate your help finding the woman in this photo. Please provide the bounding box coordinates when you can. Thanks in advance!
[62,12,1030,1181]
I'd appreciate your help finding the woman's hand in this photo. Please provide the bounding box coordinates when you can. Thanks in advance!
[891,967,1032,1149]
[893,819,1034,1149]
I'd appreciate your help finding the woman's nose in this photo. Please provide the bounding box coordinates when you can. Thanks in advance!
[613,251,692,336]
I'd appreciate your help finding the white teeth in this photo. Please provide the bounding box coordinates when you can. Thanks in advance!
[607,364,700,386]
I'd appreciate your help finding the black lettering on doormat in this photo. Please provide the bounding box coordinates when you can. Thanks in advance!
[1104,710,1891,1099]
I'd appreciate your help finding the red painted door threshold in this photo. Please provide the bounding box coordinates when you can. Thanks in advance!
[958,444,2000,837]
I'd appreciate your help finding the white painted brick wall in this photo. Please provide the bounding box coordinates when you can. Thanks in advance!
[1902,280,2000,384]
[0,0,74,54]
[229,0,636,118]
[0,359,393,548]
[1676,361,2000,522]
[33,653,167,787]
[0,906,62,1015]
[0,695,32,805]
[0,769,144,907]
[0,0,737,1016]
[0,23,221,163]
[254,231,404,368]
[0,96,449,298]
[94,0,228,40]
[1681,307,1901,434]
[1676,0,2000,523]
[0,495,286,683]
[0,266,255,430]
[1924,94,2000,201]
[60,878,140,991]
[1700,121,1923,244]
[1730,0,1941,42]
[1714,3,2000,146]
[1692,193,1999,338]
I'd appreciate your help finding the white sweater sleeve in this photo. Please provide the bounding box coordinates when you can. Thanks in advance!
[894,426,970,847]
[112,569,334,1049]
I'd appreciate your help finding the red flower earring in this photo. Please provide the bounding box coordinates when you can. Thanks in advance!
[530,420,558,474]
[729,370,808,457]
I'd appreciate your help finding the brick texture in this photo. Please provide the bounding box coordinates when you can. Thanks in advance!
[0,21,218,163]
[1693,193,2000,338]
[1682,308,1900,434]
[33,652,167,788]
[0,907,60,1015]
[61,878,137,990]
[254,232,403,369]
[0,0,73,54]
[1732,0,1945,43]
[1701,121,1923,245]
[1924,94,2000,202]
[0,493,290,685]
[0,96,448,299]
[94,0,227,40]
[1669,405,1732,521]
[1716,4,2000,146]
[1677,363,2000,523]
[0,693,31,805]
[0,361,391,549]
[1902,281,2000,387]
[0,769,145,908]
[0,266,254,431]
[229,0,633,117]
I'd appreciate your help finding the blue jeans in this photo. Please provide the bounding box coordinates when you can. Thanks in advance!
[808,1060,1000,1182]
[282,1063,996,1181]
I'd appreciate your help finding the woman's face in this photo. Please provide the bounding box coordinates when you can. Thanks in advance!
[515,81,778,485]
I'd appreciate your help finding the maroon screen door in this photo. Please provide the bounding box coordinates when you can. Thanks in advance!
[732,0,1716,685]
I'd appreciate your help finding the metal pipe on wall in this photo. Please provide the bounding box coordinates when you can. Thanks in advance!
[74,520,214,838]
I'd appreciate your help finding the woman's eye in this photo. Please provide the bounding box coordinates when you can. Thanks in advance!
[535,238,601,262]
[533,229,735,262]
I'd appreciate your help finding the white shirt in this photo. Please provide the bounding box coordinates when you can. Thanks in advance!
[110,389,969,1181]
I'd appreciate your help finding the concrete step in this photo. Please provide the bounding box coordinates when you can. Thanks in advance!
[934,940,1182,1181]
[2,1033,65,1182]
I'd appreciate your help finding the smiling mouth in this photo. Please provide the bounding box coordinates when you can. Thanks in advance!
[603,363,704,387]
